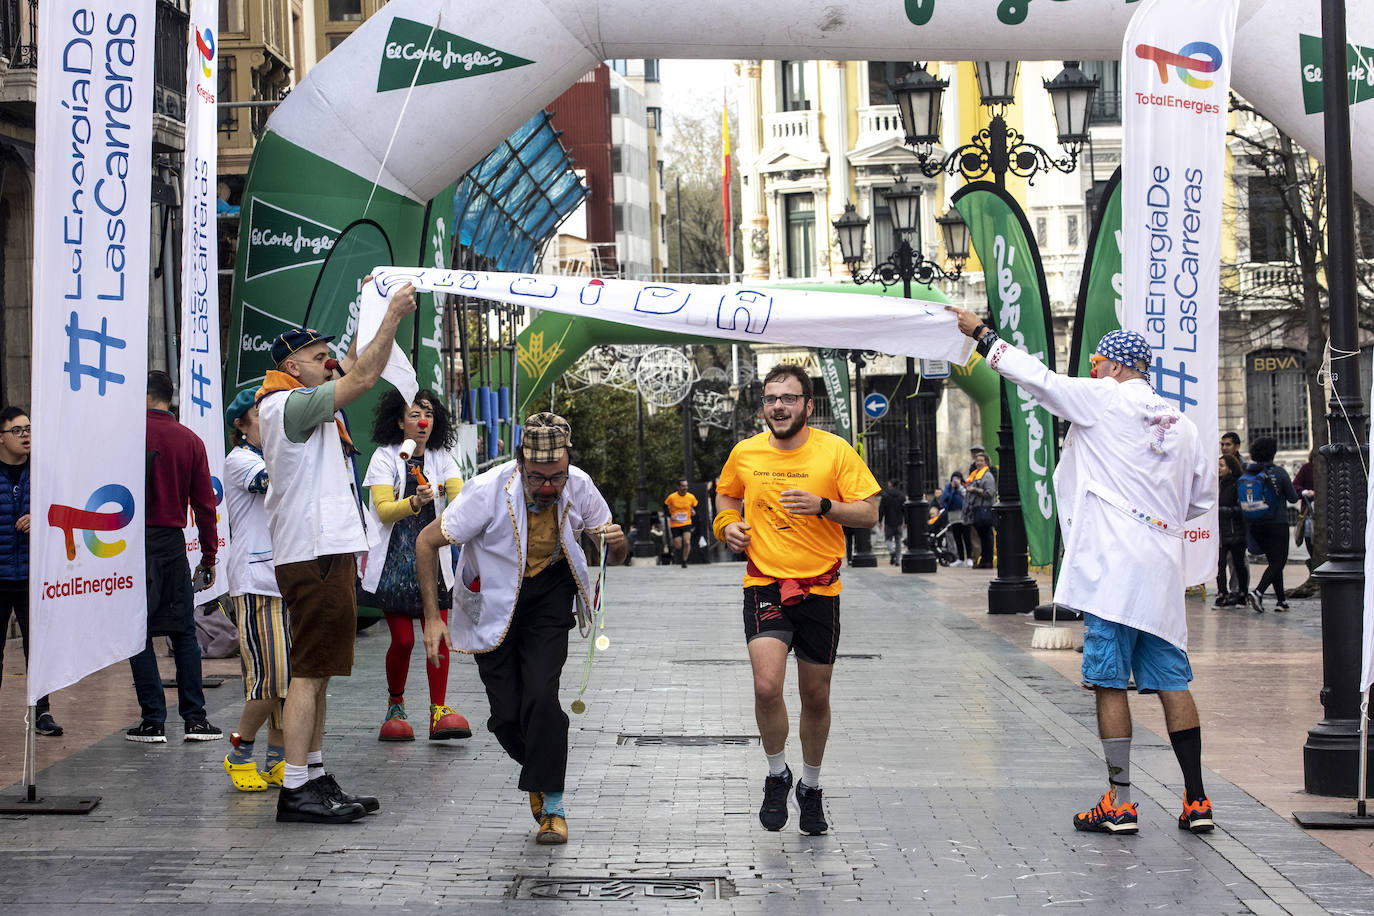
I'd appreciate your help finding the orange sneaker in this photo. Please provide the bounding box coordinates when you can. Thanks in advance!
[1178,796,1215,833]
[1072,790,1139,834]
[429,705,472,740]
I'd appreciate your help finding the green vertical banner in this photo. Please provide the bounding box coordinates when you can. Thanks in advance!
[1070,167,1123,378]
[952,182,1058,566]
[816,350,853,443]
[415,181,458,398]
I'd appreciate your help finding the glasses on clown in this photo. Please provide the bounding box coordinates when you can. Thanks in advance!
[525,472,569,487]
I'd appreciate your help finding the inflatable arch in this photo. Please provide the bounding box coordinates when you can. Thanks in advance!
[226,0,1373,453]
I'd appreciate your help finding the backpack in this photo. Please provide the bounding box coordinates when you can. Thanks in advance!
[1237,468,1281,522]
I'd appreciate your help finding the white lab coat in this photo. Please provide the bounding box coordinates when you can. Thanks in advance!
[988,341,1214,649]
[439,460,611,653]
[360,444,461,594]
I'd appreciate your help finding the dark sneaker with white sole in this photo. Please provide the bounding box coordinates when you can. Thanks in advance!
[759,767,792,831]
[794,781,828,835]
[34,713,63,736]
[1178,796,1215,833]
[183,720,223,741]
[125,721,166,743]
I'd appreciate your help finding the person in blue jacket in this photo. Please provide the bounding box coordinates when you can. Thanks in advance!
[1243,436,1300,612]
[0,406,60,736]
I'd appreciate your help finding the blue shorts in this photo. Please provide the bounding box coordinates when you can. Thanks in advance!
[1081,614,1192,693]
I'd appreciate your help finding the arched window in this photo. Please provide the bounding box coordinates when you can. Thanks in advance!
[1245,348,1308,451]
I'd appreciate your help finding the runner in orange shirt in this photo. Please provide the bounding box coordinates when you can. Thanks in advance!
[714,364,879,836]
[663,479,698,569]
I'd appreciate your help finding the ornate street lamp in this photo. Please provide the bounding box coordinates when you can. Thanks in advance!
[892,61,1098,188]
[887,61,1095,610]
[832,180,970,574]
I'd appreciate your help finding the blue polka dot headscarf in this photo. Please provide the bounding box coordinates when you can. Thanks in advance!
[1095,330,1152,377]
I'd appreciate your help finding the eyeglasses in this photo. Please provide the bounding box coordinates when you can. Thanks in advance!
[1089,355,1109,367]
[1,425,30,437]
[761,394,803,407]
[525,472,568,487]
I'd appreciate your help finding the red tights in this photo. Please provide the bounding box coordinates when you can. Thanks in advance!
[384,610,449,706]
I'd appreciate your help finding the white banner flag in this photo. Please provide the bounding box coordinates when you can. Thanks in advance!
[365,268,975,365]
[28,1,157,703]
[179,0,227,601]
[1121,0,1238,586]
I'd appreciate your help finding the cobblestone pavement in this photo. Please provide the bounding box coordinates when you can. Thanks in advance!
[2,562,1373,914]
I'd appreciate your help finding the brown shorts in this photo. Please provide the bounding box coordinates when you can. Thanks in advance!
[274,554,357,678]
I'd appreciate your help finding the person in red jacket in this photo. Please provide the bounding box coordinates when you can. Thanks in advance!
[125,371,222,743]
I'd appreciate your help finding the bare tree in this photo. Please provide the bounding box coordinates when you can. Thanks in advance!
[1225,96,1374,585]
[662,110,742,281]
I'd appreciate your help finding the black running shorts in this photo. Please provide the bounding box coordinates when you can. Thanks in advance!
[742,582,840,665]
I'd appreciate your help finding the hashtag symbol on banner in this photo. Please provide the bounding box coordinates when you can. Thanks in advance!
[63,312,127,395]
[189,361,214,415]
[1152,358,1198,411]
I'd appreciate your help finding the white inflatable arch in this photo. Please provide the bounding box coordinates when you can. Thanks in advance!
[227,0,1371,392]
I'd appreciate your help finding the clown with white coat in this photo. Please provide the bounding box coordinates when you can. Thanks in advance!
[947,307,1218,841]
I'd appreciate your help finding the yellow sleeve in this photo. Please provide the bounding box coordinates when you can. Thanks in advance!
[370,484,417,525]
[444,477,463,503]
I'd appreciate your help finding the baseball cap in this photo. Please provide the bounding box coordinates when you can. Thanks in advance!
[1095,329,1152,377]
[522,412,572,463]
[270,327,335,365]
[225,389,256,425]
[970,444,986,454]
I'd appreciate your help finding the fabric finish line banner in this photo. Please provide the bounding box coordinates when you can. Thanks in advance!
[28,0,157,703]
[363,268,976,366]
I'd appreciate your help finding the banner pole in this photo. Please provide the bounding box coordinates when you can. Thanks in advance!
[24,704,36,802]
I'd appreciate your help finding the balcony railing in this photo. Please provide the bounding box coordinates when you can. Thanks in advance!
[153,1,189,123]
[1,0,37,68]
[765,109,822,147]
[853,104,904,150]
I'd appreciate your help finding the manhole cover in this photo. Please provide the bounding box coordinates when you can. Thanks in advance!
[513,875,734,900]
[617,734,759,746]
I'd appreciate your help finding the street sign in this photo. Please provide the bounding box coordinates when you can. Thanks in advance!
[863,392,889,419]
[922,359,951,379]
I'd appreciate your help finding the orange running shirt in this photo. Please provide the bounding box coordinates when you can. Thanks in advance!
[717,427,879,595]
[664,491,698,528]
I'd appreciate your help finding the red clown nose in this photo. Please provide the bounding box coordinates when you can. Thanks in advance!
[417,420,429,430]
[323,358,339,371]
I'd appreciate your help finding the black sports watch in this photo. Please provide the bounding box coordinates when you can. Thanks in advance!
[975,326,1001,357]
[817,497,833,517]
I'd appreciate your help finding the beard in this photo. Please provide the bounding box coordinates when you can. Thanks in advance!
[767,411,807,441]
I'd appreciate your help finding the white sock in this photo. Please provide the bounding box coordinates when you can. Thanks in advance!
[307,749,324,780]
[800,763,821,789]
[283,763,310,789]
[765,750,788,777]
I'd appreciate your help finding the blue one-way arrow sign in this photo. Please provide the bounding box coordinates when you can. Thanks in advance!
[863,392,889,420]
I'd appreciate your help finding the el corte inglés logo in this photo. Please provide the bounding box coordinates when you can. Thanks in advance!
[243,199,340,282]
[377,18,533,92]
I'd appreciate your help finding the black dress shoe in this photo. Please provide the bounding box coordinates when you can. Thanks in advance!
[276,779,365,823]
[315,773,380,813]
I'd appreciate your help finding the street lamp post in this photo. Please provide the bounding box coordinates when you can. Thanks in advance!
[833,178,971,574]
[887,60,1096,608]
[632,392,657,559]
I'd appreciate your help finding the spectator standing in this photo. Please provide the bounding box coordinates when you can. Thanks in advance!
[940,472,972,567]
[221,391,290,790]
[963,453,997,568]
[0,407,60,736]
[877,479,905,566]
[1239,436,1300,612]
[126,371,221,744]
[1214,454,1248,607]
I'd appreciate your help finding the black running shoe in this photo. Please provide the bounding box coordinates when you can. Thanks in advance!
[759,767,792,831]
[125,721,166,743]
[794,781,828,835]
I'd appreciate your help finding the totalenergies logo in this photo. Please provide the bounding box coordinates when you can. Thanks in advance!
[1135,41,1223,90]
[48,484,135,560]
[195,27,215,79]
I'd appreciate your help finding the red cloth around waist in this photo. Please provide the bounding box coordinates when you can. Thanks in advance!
[746,558,840,605]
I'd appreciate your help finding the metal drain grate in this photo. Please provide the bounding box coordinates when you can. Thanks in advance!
[617,734,759,746]
[513,876,733,900]
[674,652,879,665]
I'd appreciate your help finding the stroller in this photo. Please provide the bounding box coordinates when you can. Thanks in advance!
[926,506,959,567]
